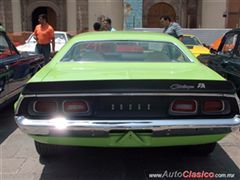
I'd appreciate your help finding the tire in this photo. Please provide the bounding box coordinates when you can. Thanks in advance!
[187,143,217,156]
[34,141,62,157]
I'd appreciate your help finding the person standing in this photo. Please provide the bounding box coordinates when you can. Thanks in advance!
[34,14,55,64]
[160,15,183,41]
[97,14,106,31]
[93,22,101,31]
[123,2,132,30]
[103,18,116,31]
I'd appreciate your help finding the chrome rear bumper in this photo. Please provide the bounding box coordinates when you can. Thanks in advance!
[15,115,240,137]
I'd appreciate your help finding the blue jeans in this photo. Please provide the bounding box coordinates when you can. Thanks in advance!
[35,43,51,64]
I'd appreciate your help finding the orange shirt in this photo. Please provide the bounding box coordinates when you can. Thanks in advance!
[34,24,54,45]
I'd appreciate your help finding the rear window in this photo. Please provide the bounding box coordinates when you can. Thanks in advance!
[55,33,67,43]
[182,36,201,46]
[221,33,238,54]
[61,40,190,62]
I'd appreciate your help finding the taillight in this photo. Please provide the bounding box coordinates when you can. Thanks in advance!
[63,100,89,113]
[170,100,197,114]
[34,101,57,113]
[203,100,224,113]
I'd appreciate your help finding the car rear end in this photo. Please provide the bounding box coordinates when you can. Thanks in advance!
[14,32,240,156]
[15,80,240,148]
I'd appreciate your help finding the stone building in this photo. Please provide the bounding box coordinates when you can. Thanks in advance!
[143,0,199,28]
[0,0,88,33]
[0,0,239,33]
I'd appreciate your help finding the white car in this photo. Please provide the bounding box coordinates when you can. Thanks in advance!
[17,31,72,54]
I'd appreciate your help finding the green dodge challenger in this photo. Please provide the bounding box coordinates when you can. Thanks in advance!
[14,31,240,157]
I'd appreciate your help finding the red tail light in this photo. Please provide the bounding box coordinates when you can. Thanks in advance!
[203,100,224,113]
[34,101,57,113]
[170,100,197,114]
[63,100,89,113]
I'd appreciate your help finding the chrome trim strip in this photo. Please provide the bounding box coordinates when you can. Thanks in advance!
[234,92,240,110]
[22,93,237,98]
[15,115,240,136]
[15,94,25,115]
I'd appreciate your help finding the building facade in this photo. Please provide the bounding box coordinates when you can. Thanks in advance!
[0,0,239,33]
[0,0,88,33]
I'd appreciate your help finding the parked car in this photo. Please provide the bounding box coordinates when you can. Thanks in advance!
[198,29,240,94]
[15,32,240,157]
[16,31,72,54]
[0,26,44,109]
[182,34,210,57]
[209,35,223,51]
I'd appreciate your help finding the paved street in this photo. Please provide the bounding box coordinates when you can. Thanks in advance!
[0,104,240,180]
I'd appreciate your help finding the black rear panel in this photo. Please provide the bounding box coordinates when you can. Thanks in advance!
[17,95,239,120]
[18,80,239,120]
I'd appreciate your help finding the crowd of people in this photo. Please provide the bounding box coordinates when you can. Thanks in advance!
[31,14,119,63]
[92,15,183,42]
[1,14,183,63]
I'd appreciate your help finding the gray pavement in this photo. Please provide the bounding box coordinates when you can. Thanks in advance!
[0,104,240,180]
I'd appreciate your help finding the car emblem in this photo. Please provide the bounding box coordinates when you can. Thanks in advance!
[197,83,206,89]
[170,84,195,90]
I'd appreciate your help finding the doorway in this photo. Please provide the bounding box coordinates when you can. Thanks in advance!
[147,3,176,28]
[32,7,56,31]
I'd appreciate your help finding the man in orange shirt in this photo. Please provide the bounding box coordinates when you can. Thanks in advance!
[34,14,55,64]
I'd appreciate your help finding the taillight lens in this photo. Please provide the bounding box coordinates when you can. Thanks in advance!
[203,100,224,113]
[63,100,89,113]
[34,101,57,113]
[170,100,197,114]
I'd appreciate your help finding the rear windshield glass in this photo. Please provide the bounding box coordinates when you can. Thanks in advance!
[61,40,190,62]
[182,36,201,46]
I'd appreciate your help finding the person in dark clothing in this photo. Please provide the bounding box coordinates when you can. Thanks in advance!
[93,22,101,31]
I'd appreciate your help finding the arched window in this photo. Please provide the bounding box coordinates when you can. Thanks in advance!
[147,2,176,28]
